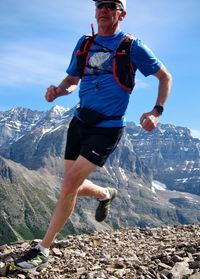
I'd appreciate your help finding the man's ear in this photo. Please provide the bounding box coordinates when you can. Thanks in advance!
[119,11,126,21]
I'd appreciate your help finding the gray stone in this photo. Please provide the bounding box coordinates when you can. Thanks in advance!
[189,273,200,279]
[170,260,193,279]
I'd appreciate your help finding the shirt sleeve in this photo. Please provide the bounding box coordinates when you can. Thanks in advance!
[131,38,163,77]
[66,36,85,77]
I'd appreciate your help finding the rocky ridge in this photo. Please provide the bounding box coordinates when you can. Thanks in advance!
[0,224,200,279]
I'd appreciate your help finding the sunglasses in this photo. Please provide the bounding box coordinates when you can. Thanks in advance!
[96,2,122,11]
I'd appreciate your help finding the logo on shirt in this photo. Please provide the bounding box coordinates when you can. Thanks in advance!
[89,52,111,73]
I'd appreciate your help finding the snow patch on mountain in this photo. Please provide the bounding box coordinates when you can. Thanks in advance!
[152,180,167,193]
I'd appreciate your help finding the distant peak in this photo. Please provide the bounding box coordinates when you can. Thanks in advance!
[50,105,70,115]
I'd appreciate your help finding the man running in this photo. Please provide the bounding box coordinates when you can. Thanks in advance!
[12,0,172,272]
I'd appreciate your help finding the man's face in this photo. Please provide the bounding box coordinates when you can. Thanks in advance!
[95,2,126,29]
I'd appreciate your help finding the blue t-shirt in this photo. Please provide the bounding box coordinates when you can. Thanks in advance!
[67,31,162,127]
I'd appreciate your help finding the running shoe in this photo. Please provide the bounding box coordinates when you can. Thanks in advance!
[10,247,49,273]
[95,187,118,222]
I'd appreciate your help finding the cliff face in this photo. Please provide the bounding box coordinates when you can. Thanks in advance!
[125,123,200,195]
[0,106,200,245]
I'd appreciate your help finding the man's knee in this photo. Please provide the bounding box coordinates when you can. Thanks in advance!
[61,170,82,197]
[62,156,96,198]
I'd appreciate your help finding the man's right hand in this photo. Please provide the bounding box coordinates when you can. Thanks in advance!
[45,85,62,102]
[140,113,159,132]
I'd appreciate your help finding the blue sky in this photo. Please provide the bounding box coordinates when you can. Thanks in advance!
[0,0,200,138]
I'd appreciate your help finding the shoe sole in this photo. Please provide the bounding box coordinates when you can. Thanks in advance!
[10,262,48,274]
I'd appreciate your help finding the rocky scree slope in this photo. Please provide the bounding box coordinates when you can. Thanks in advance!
[0,224,200,278]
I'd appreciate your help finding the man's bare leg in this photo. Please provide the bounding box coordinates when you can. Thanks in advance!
[12,156,116,272]
[77,179,108,199]
[41,156,97,248]
[12,156,110,272]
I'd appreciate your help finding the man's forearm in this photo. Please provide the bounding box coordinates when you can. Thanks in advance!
[155,71,172,106]
[57,76,80,96]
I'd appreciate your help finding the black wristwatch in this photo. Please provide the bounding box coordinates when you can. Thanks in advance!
[154,105,164,115]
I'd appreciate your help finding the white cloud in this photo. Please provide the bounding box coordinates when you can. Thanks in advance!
[0,41,70,87]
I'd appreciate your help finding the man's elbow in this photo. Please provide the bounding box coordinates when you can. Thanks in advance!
[165,70,173,84]
[165,72,173,92]
[159,68,173,87]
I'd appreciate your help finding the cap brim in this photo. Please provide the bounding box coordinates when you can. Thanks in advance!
[94,0,125,10]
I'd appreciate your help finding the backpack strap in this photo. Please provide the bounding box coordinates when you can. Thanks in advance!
[76,35,96,77]
[113,34,136,92]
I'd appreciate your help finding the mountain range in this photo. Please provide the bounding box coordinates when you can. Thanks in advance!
[0,106,199,245]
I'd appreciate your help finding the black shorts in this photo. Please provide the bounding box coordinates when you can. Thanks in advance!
[65,117,124,167]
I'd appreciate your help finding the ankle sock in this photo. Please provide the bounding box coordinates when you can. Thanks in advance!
[99,188,111,201]
[36,243,49,256]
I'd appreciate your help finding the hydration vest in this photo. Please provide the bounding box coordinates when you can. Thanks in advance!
[76,34,136,93]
